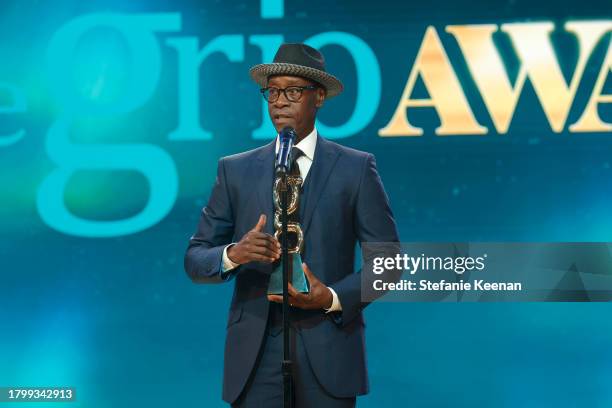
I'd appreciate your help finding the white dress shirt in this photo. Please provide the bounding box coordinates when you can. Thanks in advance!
[221,127,342,313]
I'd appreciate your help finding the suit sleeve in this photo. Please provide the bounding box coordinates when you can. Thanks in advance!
[330,153,400,326]
[184,157,239,283]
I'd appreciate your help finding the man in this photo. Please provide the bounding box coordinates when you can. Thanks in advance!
[184,43,399,407]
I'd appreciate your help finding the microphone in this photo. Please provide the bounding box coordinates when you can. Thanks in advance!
[275,126,297,173]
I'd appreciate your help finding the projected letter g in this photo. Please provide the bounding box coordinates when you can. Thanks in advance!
[38,13,181,237]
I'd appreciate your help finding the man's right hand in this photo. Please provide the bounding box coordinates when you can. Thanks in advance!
[227,214,281,264]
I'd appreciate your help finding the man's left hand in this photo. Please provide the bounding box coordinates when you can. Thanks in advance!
[268,262,333,310]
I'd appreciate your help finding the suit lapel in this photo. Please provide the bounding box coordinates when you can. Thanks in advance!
[254,140,276,234]
[301,135,340,238]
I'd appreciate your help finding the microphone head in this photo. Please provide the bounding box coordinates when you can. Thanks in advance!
[276,126,297,173]
[279,126,297,143]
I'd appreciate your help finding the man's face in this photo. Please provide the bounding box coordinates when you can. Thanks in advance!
[266,75,326,140]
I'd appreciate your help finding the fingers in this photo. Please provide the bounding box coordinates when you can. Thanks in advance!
[252,214,267,232]
[287,282,301,298]
[270,283,304,299]
[268,294,283,303]
[288,283,308,303]
[267,294,302,308]
[250,234,281,254]
[266,266,321,310]
[238,222,281,263]
[245,239,280,262]
[301,262,317,285]
[248,252,277,263]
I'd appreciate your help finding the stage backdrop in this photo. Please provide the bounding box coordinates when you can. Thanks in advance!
[1,0,611,406]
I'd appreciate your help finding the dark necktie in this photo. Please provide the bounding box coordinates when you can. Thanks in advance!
[290,146,304,178]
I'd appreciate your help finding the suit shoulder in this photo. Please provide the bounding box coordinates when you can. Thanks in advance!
[220,143,272,166]
[321,138,372,162]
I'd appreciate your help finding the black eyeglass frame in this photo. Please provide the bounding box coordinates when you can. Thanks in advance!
[260,85,318,103]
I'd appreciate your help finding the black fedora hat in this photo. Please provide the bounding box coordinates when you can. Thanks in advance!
[249,43,344,98]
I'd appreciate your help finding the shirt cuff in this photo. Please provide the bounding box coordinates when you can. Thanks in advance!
[324,287,342,313]
[221,243,240,272]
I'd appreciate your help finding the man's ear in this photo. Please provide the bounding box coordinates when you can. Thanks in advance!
[315,87,326,108]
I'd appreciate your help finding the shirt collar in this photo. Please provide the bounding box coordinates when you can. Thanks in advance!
[274,127,317,161]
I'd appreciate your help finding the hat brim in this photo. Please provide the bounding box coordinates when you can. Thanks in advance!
[249,63,343,98]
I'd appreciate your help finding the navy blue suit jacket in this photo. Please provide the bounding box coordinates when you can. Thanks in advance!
[184,135,399,404]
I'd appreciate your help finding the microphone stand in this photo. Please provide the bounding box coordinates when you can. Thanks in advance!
[277,166,293,408]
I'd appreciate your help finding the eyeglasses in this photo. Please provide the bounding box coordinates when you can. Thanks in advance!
[260,85,318,103]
